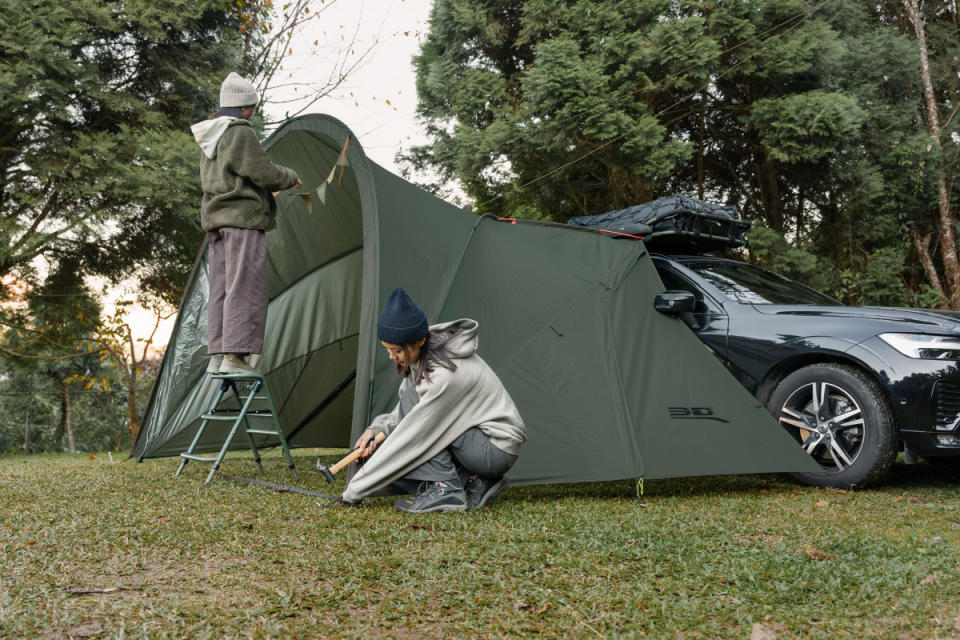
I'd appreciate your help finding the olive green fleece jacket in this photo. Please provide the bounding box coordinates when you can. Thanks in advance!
[190,117,299,232]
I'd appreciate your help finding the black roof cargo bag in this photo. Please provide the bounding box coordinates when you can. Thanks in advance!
[568,194,750,251]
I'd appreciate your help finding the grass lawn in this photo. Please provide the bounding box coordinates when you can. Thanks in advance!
[3,450,960,639]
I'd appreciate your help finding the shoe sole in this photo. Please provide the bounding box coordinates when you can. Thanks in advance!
[394,500,467,514]
[472,477,510,510]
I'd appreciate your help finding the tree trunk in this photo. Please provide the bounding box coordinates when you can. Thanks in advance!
[53,385,65,451]
[65,384,76,454]
[911,228,948,306]
[756,159,784,231]
[127,370,139,439]
[903,0,960,308]
[23,392,31,453]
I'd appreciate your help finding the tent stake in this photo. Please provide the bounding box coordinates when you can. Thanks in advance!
[215,472,340,499]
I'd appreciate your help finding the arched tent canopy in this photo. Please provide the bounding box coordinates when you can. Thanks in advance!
[133,114,818,484]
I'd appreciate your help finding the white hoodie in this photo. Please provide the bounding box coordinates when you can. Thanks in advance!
[190,116,235,159]
[342,319,526,502]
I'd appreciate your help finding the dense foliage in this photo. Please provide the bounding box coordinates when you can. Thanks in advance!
[406,0,960,308]
[0,0,241,451]
[0,0,238,302]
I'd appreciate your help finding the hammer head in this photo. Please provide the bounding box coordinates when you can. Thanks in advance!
[316,460,335,484]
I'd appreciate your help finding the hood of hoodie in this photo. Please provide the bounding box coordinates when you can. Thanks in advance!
[429,318,478,358]
[190,117,237,159]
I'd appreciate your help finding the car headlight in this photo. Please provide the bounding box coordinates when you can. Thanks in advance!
[879,333,960,360]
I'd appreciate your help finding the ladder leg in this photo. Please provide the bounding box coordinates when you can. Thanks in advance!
[231,381,264,474]
[204,380,262,485]
[261,381,298,481]
[175,380,231,478]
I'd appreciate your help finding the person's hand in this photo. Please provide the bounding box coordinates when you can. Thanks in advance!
[294,178,302,189]
[354,428,380,458]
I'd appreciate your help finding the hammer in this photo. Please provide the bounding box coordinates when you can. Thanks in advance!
[316,431,386,483]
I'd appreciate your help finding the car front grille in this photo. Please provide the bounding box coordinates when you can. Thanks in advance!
[935,382,960,431]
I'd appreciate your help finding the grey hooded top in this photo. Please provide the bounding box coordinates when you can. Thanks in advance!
[342,319,526,502]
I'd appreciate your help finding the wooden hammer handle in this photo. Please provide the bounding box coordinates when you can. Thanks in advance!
[329,431,386,475]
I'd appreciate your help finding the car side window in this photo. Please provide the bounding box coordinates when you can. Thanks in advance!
[655,266,704,303]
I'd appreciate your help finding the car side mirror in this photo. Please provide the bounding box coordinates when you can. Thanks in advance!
[654,290,696,315]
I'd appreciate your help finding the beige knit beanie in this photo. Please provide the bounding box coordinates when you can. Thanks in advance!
[219,72,259,108]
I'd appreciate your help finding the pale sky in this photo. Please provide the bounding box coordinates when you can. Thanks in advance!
[264,0,434,173]
[135,0,435,352]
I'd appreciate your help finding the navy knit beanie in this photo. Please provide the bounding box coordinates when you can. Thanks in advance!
[377,288,429,345]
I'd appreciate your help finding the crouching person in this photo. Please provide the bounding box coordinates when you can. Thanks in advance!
[341,288,526,513]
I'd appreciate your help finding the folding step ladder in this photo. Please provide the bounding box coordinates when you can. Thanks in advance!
[175,371,298,485]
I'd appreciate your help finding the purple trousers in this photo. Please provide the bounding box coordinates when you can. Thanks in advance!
[206,227,267,355]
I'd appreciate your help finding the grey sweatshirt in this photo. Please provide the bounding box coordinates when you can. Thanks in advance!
[342,319,526,502]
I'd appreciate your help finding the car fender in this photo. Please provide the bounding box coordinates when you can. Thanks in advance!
[755,336,887,404]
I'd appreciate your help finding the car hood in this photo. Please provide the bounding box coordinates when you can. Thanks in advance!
[751,304,960,334]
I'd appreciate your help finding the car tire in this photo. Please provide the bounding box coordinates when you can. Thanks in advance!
[767,363,897,488]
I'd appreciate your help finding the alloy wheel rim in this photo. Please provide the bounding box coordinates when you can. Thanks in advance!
[778,381,865,471]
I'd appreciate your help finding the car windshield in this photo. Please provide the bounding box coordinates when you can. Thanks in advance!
[685,261,840,306]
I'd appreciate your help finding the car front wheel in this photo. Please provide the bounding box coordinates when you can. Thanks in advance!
[767,363,897,488]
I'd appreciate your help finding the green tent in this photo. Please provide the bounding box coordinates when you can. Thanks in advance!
[133,114,818,483]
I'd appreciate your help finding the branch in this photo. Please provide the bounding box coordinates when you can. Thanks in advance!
[0,342,108,361]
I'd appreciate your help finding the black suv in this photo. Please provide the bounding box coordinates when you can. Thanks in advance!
[652,253,960,488]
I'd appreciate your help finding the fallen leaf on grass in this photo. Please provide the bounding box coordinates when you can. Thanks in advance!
[814,500,828,507]
[411,524,433,531]
[87,455,95,461]
[157,516,170,523]
[626,540,641,546]
[759,488,781,494]
[751,622,780,640]
[908,496,931,504]
[515,602,550,615]
[804,548,834,561]
[919,573,941,585]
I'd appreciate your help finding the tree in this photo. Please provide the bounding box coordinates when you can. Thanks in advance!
[408,0,959,309]
[0,0,239,302]
[406,0,714,218]
[96,297,172,439]
[899,0,960,307]
[227,0,376,127]
[0,258,104,452]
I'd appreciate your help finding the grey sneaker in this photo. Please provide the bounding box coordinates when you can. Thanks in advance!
[465,475,509,510]
[393,481,467,513]
[205,354,223,374]
[218,353,257,375]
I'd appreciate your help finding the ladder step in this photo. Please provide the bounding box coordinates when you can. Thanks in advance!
[246,428,282,436]
[180,453,218,462]
[201,411,274,421]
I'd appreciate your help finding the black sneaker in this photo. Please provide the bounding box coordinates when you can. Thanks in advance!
[393,481,467,513]
[465,475,510,510]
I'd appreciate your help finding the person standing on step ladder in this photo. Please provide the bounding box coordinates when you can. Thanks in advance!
[190,73,301,375]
